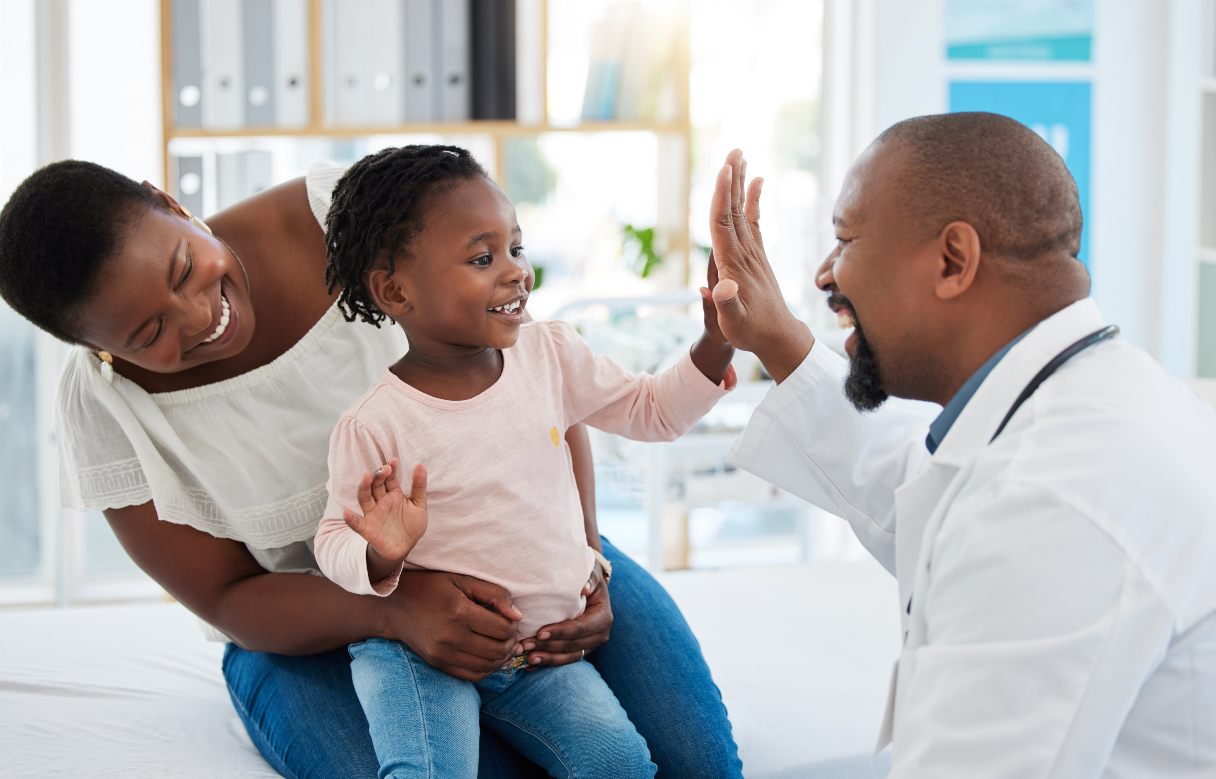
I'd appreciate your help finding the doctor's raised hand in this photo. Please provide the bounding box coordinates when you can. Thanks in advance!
[709,149,814,382]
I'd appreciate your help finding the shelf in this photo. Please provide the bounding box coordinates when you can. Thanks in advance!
[1204,78,1216,93]
[1199,247,1216,265]
[164,119,692,142]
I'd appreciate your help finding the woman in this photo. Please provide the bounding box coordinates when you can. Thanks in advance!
[0,159,743,778]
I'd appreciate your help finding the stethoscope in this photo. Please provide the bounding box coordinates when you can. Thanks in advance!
[988,324,1121,444]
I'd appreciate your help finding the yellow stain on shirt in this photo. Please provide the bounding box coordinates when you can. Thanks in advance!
[550,426,561,447]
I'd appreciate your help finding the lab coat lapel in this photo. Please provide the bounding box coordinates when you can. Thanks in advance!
[930,298,1109,465]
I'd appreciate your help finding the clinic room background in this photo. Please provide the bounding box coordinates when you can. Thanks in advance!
[0,0,1213,612]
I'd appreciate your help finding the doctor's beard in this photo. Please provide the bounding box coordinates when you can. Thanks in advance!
[844,316,890,412]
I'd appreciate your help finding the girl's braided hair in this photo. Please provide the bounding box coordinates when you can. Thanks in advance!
[324,144,488,326]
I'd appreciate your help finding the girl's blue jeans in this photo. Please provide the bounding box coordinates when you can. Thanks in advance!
[348,638,655,778]
[222,538,744,778]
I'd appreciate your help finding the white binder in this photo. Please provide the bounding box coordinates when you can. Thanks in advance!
[215,151,274,211]
[215,152,244,210]
[241,151,275,197]
[242,0,275,127]
[171,0,203,127]
[272,0,309,127]
[330,0,404,125]
[200,0,245,128]
[402,0,435,122]
[437,0,471,121]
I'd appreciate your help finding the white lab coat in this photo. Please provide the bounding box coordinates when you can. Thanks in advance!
[729,298,1216,778]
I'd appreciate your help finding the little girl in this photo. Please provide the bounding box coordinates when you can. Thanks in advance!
[314,144,735,778]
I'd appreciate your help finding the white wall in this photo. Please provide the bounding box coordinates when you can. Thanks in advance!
[843,0,1202,374]
[67,0,162,186]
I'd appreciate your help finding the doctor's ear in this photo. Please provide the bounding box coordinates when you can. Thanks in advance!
[934,221,982,301]
[367,267,413,318]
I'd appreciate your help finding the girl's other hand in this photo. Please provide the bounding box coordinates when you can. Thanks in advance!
[700,250,730,348]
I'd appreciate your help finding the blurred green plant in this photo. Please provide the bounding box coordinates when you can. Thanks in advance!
[622,223,662,278]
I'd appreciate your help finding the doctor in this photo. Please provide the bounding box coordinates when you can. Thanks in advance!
[709,113,1216,777]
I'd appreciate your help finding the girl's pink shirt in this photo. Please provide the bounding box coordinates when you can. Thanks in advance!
[314,320,732,639]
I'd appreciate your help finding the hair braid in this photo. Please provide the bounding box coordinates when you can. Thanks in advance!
[324,144,488,326]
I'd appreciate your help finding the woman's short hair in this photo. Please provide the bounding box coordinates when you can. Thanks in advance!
[325,144,488,326]
[0,160,165,343]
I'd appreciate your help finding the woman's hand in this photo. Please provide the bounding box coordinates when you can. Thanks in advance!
[522,566,613,667]
[381,570,523,681]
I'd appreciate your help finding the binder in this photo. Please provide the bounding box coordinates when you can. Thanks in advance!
[173,155,206,218]
[242,0,276,128]
[580,7,630,121]
[471,0,516,120]
[215,152,243,211]
[513,0,540,123]
[214,151,274,211]
[402,0,435,122]
[437,0,471,121]
[241,151,274,197]
[170,0,203,128]
[200,0,245,128]
[272,0,309,127]
[330,0,404,125]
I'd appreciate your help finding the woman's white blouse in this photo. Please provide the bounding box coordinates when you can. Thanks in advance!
[55,162,405,576]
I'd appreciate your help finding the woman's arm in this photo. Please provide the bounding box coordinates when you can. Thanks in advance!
[105,501,520,680]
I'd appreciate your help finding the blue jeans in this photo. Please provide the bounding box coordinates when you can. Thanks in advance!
[223,538,744,778]
[348,638,655,778]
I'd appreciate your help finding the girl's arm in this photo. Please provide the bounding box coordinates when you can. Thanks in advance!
[566,424,601,554]
[522,424,613,666]
[105,501,521,680]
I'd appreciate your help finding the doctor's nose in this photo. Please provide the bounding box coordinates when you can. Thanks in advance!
[815,252,836,292]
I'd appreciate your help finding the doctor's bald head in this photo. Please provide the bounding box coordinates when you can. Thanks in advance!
[876,112,1086,283]
[819,112,1093,409]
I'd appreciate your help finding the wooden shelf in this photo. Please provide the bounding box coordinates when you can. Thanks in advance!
[159,0,694,281]
[164,120,692,142]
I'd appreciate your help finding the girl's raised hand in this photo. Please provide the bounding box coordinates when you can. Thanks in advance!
[343,458,429,566]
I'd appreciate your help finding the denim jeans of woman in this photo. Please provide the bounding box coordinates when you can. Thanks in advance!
[223,538,745,778]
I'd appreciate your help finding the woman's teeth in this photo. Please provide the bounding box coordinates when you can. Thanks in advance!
[489,300,523,314]
[201,295,231,344]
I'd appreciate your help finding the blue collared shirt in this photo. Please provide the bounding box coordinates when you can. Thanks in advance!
[925,328,1033,453]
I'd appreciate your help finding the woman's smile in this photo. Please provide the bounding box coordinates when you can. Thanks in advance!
[185,278,240,356]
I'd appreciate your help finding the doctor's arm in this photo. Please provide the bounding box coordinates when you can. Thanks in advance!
[710,149,933,568]
[890,480,1172,778]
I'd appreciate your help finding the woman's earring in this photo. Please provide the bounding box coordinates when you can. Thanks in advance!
[190,215,213,235]
[97,351,114,384]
